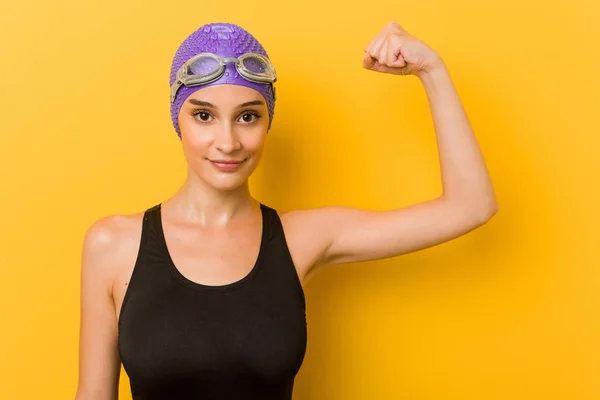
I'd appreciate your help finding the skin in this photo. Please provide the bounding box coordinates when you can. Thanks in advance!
[75,21,498,399]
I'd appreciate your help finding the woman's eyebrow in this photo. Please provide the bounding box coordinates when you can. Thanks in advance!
[237,100,264,108]
[188,99,216,107]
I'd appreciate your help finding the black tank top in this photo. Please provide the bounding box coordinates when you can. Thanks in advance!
[117,203,307,399]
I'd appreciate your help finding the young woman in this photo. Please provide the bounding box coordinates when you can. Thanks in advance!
[75,21,497,400]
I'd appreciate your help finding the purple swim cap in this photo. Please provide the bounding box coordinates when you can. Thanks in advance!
[169,22,276,138]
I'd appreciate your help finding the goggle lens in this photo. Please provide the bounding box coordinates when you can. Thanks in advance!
[187,56,220,75]
[241,55,270,74]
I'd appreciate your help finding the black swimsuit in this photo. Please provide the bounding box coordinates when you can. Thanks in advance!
[118,203,307,399]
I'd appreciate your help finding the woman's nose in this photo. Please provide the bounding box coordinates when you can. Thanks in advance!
[213,122,242,153]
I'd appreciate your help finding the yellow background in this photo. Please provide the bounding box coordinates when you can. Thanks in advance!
[1,0,598,398]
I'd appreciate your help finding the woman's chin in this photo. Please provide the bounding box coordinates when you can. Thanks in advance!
[205,174,250,192]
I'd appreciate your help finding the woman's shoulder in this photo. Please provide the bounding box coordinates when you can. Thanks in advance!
[84,210,146,250]
[81,208,148,288]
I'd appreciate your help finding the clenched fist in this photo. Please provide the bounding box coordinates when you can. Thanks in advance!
[363,21,445,78]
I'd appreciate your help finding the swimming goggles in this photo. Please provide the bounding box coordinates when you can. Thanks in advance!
[170,52,277,103]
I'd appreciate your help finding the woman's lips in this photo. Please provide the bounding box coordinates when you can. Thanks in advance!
[208,159,245,172]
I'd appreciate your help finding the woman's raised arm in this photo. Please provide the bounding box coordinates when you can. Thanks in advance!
[283,21,497,271]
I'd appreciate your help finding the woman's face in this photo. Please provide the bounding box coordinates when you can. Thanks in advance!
[178,84,269,192]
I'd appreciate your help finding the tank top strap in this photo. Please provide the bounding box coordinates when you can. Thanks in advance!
[261,203,288,244]
[261,204,281,235]
[138,204,167,260]
[258,204,306,309]
[117,204,163,328]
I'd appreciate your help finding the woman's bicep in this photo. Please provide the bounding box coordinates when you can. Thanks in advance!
[307,197,496,267]
[75,219,121,400]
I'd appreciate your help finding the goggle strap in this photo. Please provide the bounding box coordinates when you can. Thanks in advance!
[171,80,182,103]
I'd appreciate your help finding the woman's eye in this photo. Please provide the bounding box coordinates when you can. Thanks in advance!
[193,111,212,122]
[239,112,260,123]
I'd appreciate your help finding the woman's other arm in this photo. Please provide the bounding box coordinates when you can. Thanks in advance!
[75,218,123,400]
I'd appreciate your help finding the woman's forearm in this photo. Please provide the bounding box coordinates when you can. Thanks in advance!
[419,65,498,218]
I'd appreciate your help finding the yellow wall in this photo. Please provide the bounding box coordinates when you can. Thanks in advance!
[1,0,598,398]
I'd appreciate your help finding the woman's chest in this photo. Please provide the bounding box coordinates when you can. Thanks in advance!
[112,224,312,324]
[117,281,307,387]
